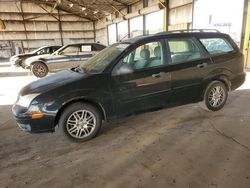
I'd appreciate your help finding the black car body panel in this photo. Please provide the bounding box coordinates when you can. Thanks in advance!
[12,31,246,133]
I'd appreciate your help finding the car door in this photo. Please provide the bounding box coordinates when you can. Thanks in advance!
[166,37,212,104]
[110,40,172,117]
[49,45,81,71]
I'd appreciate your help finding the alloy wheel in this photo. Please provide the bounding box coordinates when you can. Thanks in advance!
[32,63,47,77]
[208,86,226,107]
[66,110,96,139]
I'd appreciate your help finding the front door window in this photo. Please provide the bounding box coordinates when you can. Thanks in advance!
[120,41,164,72]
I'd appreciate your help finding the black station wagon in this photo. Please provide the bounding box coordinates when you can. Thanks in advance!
[12,30,246,142]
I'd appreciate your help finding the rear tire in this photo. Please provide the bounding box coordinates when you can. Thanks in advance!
[201,81,228,111]
[58,103,102,142]
[31,62,48,78]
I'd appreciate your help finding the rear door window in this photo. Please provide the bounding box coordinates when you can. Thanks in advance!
[168,38,203,64]
[199,38,234,55]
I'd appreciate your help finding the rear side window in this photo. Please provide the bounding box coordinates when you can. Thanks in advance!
[168,38,202,64]
[199,38,234,55]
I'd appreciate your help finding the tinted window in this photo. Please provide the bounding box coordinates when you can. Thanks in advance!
[200,38,234,55]
[38,47,50,55]
[50,46,60,53]
[122,41,164,70]
[93,44,106,51]
[168,38,202,64]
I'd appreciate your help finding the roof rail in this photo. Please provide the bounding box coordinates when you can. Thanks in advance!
[156,29,221,35]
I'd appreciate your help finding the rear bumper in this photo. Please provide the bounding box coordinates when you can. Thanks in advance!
[230,72,246,90]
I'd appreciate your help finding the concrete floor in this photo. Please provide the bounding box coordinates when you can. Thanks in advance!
[1,62,250,188]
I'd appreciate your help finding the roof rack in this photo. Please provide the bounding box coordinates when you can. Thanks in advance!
[156,29,220,35]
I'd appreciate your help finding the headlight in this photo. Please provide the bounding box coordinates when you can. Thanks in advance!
[17,93,40,108]
[28,105,41,113]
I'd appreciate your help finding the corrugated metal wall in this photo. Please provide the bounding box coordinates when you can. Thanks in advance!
[0,1,94,57]
[0,0,194,58]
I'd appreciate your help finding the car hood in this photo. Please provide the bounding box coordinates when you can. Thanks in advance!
[19,69,86,96]
[11,53,33,59]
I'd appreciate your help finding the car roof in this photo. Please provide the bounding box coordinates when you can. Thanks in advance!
[65,43,106,47]
[121,30,230,44]
[37,45,61,49]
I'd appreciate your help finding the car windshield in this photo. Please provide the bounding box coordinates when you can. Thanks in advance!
[79,43,130,74]
[31,46,46,54]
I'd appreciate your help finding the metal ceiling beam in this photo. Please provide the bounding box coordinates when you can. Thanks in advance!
[112,0,129,7]
[37,4,59,20]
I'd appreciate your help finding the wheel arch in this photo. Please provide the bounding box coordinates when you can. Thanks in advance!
[30,60,46,66]
[202,75,231,100]
[212,75,231,91]
[54,98,107,128]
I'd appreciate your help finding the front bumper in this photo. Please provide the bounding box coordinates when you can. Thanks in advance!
[10,59,22,67]
[12,104,56,133]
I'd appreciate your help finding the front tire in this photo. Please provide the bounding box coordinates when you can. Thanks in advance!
[31,62,48,78]
[202,81,228,111]
[58,103,102,142]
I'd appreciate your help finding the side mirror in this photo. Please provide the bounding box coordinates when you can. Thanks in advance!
[114,64,134,76]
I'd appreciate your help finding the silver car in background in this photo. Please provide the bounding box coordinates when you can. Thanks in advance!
[24,43,106,77]
[10,46,61,67]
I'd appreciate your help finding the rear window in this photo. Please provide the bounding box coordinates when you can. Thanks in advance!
[200,38,234,55]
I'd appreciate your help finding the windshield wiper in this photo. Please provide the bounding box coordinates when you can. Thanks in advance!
[73,66,86,73]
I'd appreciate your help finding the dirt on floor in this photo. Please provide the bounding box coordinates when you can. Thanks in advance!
[0,63,250,188]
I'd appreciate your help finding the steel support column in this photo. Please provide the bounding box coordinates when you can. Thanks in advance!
[242,0,250,67]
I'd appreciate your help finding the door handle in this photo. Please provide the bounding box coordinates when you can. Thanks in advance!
[152,72,167,78]
[197,62,208,68]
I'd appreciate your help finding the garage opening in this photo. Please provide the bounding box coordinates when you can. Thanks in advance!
[193,0,245,46]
